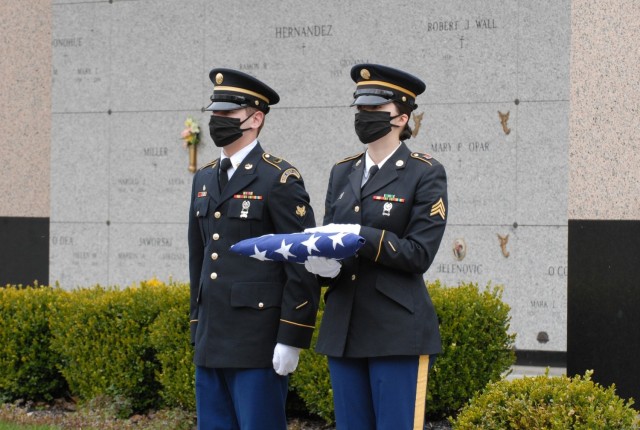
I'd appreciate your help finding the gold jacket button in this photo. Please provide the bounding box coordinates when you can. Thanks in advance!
[214,211,221,219]
[258,302,264,309]
[354,206,360,212]
[210,272,218,280]
[351,274,357,281]
[212,233,220,240]
[211,253,218,260]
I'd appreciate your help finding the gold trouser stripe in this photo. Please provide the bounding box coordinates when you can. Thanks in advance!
[413,355,430,430]
[375,230,386,262]
[280,318,315,329]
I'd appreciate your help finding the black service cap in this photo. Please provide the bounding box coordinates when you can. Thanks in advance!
[351,63,425,110]
[205,68,280,113]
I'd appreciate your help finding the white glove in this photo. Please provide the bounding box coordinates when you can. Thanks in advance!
[272,343,301,376]
[304,256,341,278]
[304,223,361,235]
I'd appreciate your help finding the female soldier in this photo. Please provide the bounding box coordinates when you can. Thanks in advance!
[304,64,448,430]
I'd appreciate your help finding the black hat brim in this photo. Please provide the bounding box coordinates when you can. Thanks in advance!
[350,95,393,107]
[204,101,247,111]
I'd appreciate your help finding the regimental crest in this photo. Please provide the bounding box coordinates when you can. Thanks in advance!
[430,197,446,220]
[296,205,306,217]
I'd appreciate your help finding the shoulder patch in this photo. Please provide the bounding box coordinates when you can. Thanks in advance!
[336,152,364,165]
[280,167,301,183]
[199,159,219,170]
[410,152,433,166]
[262,153,285,170]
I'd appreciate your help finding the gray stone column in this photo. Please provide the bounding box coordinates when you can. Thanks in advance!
[567,0,640,404]
[0,0,51,286]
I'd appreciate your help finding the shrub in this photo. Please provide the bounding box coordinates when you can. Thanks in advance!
[426,281,516,419]
[48,281,171,415]
[452,370,639,429]
[0,285,67,402]
[148,283,195,411]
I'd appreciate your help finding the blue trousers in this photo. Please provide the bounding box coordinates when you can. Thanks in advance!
[195,366,288,430]
[328,355,432,430]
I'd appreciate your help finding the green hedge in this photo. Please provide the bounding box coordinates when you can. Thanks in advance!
[148,285,195,411]
[427,281,516,418]
[0,285,67,402]
[48,281,170,415]
[1,280,515,423]
[453,370,639,429]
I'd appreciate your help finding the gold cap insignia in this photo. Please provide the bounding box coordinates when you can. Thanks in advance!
[360,69,371,80]
[402,96,407,102]
[215,73,224,84]
[430,197,446,220]
[255,100,259,106]
[296,205,306,217]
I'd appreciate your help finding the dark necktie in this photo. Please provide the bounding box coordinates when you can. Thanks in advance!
[219,158,232,191]
[363,165,379,187]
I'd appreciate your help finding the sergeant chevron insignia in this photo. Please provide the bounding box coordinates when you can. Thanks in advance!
[430,197,446,220]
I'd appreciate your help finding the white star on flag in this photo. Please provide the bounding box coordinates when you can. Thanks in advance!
[250,245,271,261]
[274,239,296,260]
[328,232,348,250]
[300,234,320,255]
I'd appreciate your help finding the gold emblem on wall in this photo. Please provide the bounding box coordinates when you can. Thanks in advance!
[453,238,466,261]
[412,112,424,137]
[497,233,510,258]
[498,111,511,135]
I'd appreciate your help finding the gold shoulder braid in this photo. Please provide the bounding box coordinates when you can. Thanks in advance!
[262,153,284,170]
[200,159,218,170]
[336,152,364,165]
[410,152,433,166]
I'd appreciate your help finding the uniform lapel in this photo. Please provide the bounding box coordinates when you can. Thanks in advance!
[218,143,262,204]
[361,143,410,198]
[348,155,366,199]
[202,160,221,205]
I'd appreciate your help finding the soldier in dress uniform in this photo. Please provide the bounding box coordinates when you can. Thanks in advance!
[188,68,320,430]
[304,64,448,430]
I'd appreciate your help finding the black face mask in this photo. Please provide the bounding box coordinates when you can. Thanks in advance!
[354,111,401,144]
[208,112,255,147]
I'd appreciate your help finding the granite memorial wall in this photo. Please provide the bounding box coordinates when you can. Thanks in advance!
[49,0,570,355]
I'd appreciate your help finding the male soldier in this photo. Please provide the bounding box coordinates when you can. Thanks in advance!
[188,68,319,430]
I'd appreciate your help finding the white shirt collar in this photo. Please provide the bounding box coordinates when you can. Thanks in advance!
[220,139,258,179]
[362,143,402,183]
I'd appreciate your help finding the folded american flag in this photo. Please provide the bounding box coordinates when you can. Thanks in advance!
[230,232,365,263]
